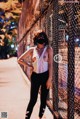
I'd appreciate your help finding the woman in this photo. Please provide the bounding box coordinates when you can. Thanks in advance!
[18,31,53,119]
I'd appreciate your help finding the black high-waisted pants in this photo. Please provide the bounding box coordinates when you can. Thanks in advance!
[25,70,49,119]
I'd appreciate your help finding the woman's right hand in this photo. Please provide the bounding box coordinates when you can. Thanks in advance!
[46,78,52,89]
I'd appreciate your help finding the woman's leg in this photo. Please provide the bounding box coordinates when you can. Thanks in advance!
[25,73,40,119]
[39,83,49,118]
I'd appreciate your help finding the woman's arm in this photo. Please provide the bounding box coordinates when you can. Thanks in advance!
[17,48,33,67]
[48,46,53,80]
[46,46,53,89]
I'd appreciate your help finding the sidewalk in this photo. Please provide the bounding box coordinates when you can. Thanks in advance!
[0,57,53,119]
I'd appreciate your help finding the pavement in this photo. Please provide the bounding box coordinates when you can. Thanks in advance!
[0,57,53,119]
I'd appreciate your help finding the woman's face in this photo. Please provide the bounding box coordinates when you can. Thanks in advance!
[37,43,45,49]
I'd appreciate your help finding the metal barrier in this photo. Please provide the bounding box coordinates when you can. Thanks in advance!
[58,1,80,119]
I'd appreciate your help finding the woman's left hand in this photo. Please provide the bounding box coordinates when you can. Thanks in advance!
[46,78,52,89]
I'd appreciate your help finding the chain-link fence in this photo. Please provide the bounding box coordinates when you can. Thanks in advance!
[17,0,80,118]
[57,1,80,119]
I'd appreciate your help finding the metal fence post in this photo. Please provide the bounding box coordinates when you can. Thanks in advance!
[52,0,59,118]
[67,3,75,119]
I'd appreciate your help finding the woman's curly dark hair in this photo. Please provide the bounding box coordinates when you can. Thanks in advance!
[33,31,49,46]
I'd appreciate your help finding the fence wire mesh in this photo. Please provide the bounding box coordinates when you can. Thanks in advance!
[58,1,80,119]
